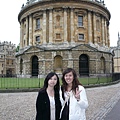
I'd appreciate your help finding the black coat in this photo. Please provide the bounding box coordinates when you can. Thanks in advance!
[36,88,61,120]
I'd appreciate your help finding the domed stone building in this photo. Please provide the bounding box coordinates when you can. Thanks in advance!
[16,0,114,78]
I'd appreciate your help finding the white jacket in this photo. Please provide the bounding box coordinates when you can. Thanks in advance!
[60,85,88,120]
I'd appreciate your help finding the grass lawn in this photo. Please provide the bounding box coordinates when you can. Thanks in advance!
[0,76,112,89]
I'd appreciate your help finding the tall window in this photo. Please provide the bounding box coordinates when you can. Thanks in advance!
[24,24,26,35]
[56,15,60,26]
[100,57,105,73]
[20,59,23,74]
[79,54,89,76]
[32,56,38,76]
[78,16,83,27]
[54,55,63,73]
[36,36,40,42]
[36,18,40,29]
[24,40,25,45]
[78,34,84,40]
[96,20,100,31]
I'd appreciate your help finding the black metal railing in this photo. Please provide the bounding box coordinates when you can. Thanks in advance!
[0,73,120,90]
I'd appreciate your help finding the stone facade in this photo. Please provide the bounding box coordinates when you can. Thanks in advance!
[0,41,16,77]
[111,33,120,73]
[16,0,114,77]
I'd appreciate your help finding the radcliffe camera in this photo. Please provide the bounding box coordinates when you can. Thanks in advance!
[0,0,120,120]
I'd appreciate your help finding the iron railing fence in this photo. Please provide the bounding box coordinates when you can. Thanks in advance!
[112,73,120,81]
[0,73,119,90]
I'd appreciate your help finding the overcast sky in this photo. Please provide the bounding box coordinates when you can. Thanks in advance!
[0,0,119,47]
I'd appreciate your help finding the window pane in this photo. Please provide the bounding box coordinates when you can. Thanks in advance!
[36,36,40,42]
[79,34,84,40]
[78,16,83,26]
[36,18,40,29]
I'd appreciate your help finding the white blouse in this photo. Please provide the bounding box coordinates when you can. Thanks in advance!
[49,96,55,120]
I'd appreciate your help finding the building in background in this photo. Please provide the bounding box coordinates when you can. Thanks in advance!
[0,41,16,77]
[16,0,114,78]
[111,33,120,73]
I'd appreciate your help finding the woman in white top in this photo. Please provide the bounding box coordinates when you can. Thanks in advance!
[60,68,88,120]
[36,72,61,120]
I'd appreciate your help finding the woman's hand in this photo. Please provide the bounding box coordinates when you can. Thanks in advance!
[75,87,82,101]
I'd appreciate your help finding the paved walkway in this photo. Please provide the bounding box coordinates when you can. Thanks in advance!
[104,99,120,120]
[86,82,120,120]
[0,82,120,120]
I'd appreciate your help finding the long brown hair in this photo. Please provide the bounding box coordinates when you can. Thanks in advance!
[61,68,82,93]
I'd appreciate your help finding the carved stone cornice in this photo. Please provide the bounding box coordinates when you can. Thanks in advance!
[19,0,110,23]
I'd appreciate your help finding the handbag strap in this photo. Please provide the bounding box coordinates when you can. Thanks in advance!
[60,93,70,118]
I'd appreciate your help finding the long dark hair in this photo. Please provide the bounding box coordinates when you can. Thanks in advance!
[43,72,60,91]
[61,68,82,93]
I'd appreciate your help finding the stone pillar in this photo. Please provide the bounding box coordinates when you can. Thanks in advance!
[49,8,53,43]
[93,13,97,44]
[29,14,33,45]
[102,17,105,46]
[26,17,29,46]
[105,19,108,47]
[32,17,36,45]
[107,25,110,47]
[43,10,47,44]
[70,8,74,43]
[20,21,23,49]
[88,11,92,43]
[68,51,73,68]
[63,7,67,42]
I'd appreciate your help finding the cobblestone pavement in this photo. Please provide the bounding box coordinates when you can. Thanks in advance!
[86,82,120,120]
[0,82,120,120]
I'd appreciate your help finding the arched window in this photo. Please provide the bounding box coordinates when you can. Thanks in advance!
[54,55,63,73]
[20,59,23,74]
[79,54,89,76]
[56,15,60,26]
[96,20,100,31]
[31,55,38,76]
[100,57,105,73]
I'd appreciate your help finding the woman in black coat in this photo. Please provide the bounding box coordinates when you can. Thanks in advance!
[36,72,61,120]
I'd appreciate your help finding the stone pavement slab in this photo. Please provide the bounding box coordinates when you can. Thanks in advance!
[0,82,120,120]
[86,82,120,120]
[104,99,120,120]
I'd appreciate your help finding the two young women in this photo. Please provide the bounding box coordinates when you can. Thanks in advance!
[36,68,88,120]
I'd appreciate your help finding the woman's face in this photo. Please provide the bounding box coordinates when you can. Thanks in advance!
[64,71,74,85]
[48,75,58,87]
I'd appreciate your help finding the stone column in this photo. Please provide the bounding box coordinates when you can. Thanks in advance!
[70,7,74,43]
[102,17,105,46]
[88,11,92,43]
[105,19,108,47]
[20,21,23,49]
[107,25,110,47]
[43,10,47,44]
[29,14,33,45]
[49,8,53,43]
[33,18,36,45]
[93,13,97,44]
[26,17,29,46]
[63,7,67,42]
[68,51,73,68]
